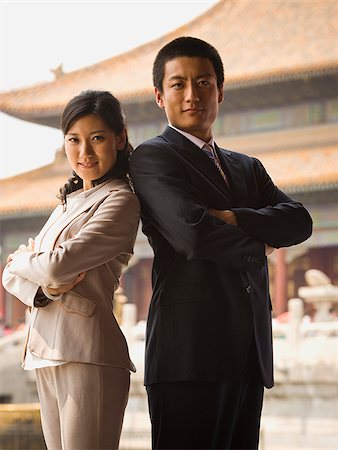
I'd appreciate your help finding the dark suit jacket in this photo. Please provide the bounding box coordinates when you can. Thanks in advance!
[129,126,312,388]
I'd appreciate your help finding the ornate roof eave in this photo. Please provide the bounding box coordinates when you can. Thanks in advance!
[222,62,338,90]
[284,182,338,195]
[1,60,337,129]
[0,0,337,127]
[2,182,338,220]
[1,142,337,218]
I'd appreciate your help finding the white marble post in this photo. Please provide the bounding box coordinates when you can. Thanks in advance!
[287,298,304,362]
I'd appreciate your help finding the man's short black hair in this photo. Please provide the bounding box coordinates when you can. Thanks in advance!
[153,36,224,92]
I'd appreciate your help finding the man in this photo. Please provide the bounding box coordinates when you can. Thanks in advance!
[129,36,312,449]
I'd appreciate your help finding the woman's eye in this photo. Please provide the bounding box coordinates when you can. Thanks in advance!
[93,135,104,141]
[68,137,78,143]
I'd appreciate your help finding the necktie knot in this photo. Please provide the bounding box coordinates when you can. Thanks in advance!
[202,143,214,154]
[202,144,229,186]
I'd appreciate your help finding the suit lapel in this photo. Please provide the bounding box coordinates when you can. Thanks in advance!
[37,179,124,251]
[161,127,232,203]
[161,127,250,208]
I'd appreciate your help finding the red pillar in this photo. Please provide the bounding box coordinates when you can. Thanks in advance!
[273,248,288,317]
[0,265,5,321]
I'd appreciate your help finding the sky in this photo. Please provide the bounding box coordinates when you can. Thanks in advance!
[0,0,218,179]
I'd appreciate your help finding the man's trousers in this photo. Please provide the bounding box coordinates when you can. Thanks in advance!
[146,337,264,449]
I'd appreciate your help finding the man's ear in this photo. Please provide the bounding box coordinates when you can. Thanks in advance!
[155,87,165,109]
[218,84,224,104]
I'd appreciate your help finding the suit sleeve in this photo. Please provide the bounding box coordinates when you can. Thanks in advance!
[2,267,39,308]
[129,143,265,272]
[232,157,312,248]
[2,227,44,307]
[7,191,140,287]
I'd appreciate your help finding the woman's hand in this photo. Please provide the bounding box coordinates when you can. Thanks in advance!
[7,238,35,263]
[45,272,87,296]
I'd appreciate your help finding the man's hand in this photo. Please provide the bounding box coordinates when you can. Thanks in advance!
[208,209,238,226]
[209,209,275,256]
[265,244,275,256]
[45,272,87,296]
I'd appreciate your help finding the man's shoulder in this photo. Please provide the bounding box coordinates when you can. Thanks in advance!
[136,135,165,149]
[130,134,175,163]
[218,146,260,165]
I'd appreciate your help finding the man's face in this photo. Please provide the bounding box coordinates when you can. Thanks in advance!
[155,56,223,142]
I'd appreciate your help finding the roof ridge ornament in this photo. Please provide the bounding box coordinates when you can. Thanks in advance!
[50,64,64,80]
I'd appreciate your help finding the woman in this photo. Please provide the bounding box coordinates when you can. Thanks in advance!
[2,90,140,449]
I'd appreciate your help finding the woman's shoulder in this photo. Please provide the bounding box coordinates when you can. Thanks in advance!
[106,177,133,193]
[103,178,140,210]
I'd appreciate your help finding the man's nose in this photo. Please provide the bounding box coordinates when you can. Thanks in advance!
[185,84,200,103]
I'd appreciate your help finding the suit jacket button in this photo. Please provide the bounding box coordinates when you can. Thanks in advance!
[246,285,254,294]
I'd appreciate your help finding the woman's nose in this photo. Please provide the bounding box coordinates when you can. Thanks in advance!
[79,141,94,157]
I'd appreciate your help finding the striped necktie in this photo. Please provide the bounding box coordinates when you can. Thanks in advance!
[202,143,229,185]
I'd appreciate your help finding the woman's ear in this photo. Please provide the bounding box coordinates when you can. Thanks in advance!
[116,129,127,151]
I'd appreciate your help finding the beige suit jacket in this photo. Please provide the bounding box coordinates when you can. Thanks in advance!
[2,179,140,371]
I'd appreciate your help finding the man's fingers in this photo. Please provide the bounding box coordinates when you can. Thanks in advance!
[265,244,275,256]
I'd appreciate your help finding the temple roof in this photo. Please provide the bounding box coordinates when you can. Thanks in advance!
[253,144,338,194]
[0,151,67,218]
[1,143,337,218]
[0,0,337,127]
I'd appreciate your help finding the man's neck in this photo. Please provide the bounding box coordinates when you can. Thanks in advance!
[168,124,214,149]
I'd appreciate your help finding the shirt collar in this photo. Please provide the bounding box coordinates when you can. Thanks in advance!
[169,124,215,150]
[68,179,111,200]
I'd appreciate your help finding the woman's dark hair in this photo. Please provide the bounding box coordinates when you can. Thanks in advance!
[153,36,224,92]
[58,90,132,206]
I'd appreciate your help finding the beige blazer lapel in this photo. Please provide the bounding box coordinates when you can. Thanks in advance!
[34,205,64,251]
[37,179,125,252]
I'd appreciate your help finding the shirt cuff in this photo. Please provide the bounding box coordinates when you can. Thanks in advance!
[41,287,63,301]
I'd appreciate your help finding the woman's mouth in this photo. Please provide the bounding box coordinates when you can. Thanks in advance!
[79,162,98,169]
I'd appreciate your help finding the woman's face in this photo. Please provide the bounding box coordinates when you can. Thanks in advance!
[64,114,126,190]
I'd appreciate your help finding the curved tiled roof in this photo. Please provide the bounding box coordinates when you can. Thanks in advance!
[1,144,337,216]
[254,144,338,194]
[0,158,67,217]
[0,0,337,123]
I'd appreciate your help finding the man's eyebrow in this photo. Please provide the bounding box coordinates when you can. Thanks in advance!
[167,72,213,81]
[168,75,185,81]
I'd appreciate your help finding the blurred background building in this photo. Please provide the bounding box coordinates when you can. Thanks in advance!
[0,1,337,448]
[0,0,337,330]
